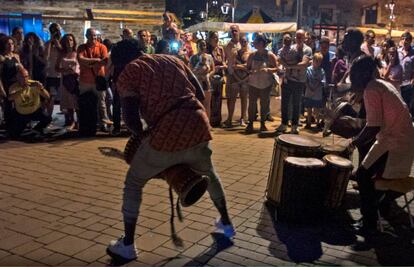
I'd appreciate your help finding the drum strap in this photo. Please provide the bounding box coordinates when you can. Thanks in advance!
[169,186,184,247]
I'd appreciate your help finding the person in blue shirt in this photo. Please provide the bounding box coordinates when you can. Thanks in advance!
[304,52,326,129]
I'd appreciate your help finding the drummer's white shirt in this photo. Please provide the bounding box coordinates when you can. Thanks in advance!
[362,79,414,179]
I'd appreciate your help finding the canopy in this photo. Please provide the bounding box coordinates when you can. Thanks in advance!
[238,7,274,24]
[185,22,297,33]
[357,26,413,38]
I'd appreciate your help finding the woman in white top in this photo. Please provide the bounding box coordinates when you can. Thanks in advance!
[56,34,80,130]
[246,33,278,133]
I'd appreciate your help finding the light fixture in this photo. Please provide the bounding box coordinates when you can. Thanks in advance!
[221,3,232,15]
[199,11,207,20]
[211,0,218,7]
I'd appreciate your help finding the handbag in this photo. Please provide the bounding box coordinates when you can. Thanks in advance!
[62,73,79,95]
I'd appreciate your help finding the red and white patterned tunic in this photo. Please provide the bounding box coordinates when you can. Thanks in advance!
[117,54,212,152]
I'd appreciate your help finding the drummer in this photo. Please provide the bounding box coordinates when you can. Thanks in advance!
[348,56,414,236]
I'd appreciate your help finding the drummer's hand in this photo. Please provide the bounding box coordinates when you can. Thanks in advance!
[347,139,356,153]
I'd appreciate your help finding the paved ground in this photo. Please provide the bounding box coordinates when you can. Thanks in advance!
[0,109,414,266]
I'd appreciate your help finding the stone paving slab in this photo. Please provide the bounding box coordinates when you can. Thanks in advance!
[0,119,414,266]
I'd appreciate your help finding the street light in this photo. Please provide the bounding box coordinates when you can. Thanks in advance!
[203,0,236,22]
[385,0,396,35]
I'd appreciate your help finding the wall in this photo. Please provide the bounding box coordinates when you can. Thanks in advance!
[0,0,165,44]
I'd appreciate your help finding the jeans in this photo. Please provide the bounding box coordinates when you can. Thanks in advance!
[9,108,52,138]
[355,152,388,228]
[281,80,305,126]
[248,86,272,123]
[122,140,227,223]
[112,86,121,131]
[401,85,414,118]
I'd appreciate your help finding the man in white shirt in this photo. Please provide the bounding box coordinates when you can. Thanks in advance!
[349,56,414,236]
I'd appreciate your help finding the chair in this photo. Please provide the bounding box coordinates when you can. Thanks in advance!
[374,177,414,232]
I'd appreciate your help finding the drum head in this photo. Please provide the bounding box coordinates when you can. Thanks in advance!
[285,157,325,168]
[278,134,320,148]
[322,144,346,153]
[324,154,353,169]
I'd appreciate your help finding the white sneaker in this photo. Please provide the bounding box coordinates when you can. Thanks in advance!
[215,218,236,238]
[107,236,138,261]
[276,124,287,133]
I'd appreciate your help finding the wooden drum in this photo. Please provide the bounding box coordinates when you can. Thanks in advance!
[323,154,353,209]
[278,157,326,224]
[319,144,352,159]
[266,134,321,205]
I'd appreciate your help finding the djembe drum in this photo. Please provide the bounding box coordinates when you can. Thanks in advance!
[124,134,209,207]
[319,144,352,159]
[323,154,353,209]
[278,157,326,224]
[266,134,321,205]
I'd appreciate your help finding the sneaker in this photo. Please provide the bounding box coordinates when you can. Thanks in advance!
[239,119,247,127]
[222,120,233,128]
[107,236,138,261]
[215,218,236,238]
[291,125,299,134]
[260,123,268,132]
[275,124,287,133]
[245,123,254,134]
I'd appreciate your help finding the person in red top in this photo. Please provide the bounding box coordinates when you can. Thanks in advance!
[77,28,111,134]
[106,52,235,262]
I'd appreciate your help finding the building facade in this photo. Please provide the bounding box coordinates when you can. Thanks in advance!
[0,0,165,43]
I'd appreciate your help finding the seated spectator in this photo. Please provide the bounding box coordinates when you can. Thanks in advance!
[8,65,51,138]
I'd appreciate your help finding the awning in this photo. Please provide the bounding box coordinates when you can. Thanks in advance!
[186,22,297,33]
[357,27,413,38]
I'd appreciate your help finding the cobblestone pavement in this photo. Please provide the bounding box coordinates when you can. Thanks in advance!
[0,117,414,266]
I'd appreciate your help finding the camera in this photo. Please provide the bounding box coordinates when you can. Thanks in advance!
[169,40,181,54]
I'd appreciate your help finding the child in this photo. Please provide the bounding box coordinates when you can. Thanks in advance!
[193,53,211,91]
[304,52,326,129]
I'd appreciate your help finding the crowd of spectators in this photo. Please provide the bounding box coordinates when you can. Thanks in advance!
[0,13,413,141]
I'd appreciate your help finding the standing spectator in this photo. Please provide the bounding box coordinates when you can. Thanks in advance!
[304,52,326,129]
[8,65,51,138]
[223,25,241,128]
[121,28,133,40]
[245,33,278,133]
[361,30,377,58]
[155,40,170,54]
[55,34,79,130]
[305,31,317,53]
[137,30,155,54]
[161,12,179,41]
[190,39,215,120]
[77,28,109,136]
[44,23,63,117]
[110,38,142,136]
[182,31,197,59]
[276,29,312,134]
[332,46,347,85]
[383,46,403,90]
[21,32,46,84]
[11,27,24,53]
[319,36,334,84]
[230,35,250,127]
[398,32,414,117]
[207,31,226,127]
[0,36,21,132]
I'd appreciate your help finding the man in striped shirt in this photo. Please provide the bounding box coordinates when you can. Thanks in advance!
[106,53,235,262]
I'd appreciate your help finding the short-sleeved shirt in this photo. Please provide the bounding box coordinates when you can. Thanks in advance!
[45,41,61,78]
[280,44,312,83]
[117,54,212,152]
[362,79,414,178]
[77,42,108,84]
[305,66,326,101]
[398,47,414,86]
